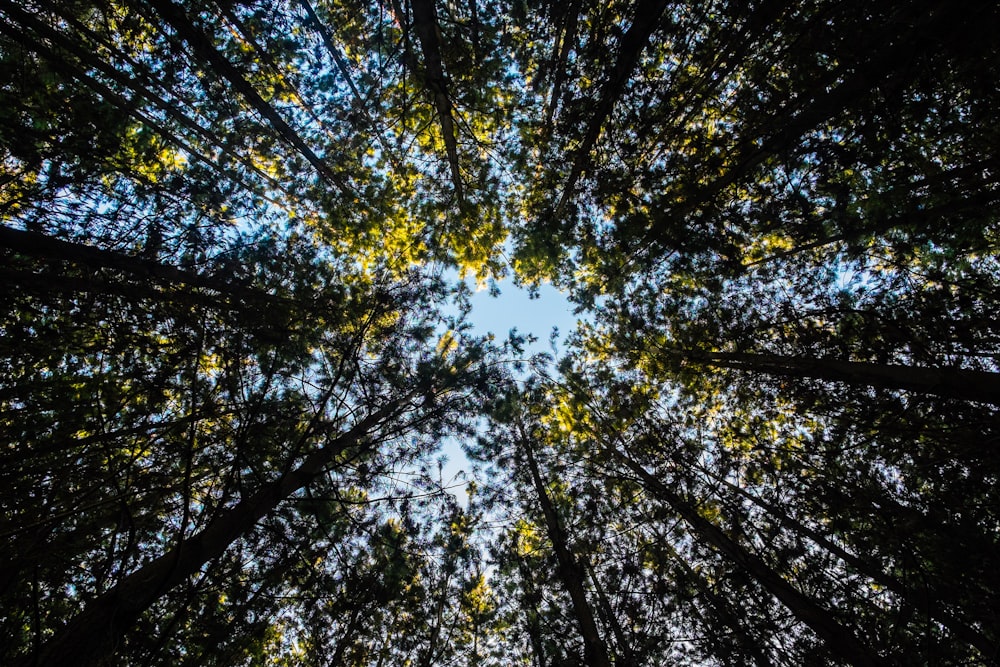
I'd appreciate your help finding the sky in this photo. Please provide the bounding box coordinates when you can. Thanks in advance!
[436,277,582,502]
[461,278,581,356]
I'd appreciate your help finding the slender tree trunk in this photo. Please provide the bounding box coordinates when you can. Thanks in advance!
[5,0,291,199]
[702,466,995,656]
[518,430,613,667]
[678,348,1000,406]
[514,556,549,667]
[143,0,356,199]
[611,449,885,667]
[541,0,581,134]
[410,0,465,205]
[554,0,669,218]
[329,603,366,666]
[657,533,772,667]
[583,561,634,666]
[19,398,410,667]
[297,0,363,102]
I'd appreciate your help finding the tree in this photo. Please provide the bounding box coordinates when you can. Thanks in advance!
[3,0,999,663]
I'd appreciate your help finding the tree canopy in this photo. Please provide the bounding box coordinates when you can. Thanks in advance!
[1,0,998,664]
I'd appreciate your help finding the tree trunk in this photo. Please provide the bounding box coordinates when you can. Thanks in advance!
[19,398,410,667]
[144,0,356,199]
[681,349,1000,406]
[0,225,279,305]
[658,533,772,667]
[583,561,634,666]
[702,465,995,656]
[7,0,290,199]
[612,449,885,667]
[554,0,669,218]
[514,556,549,667]
[410,0,465,205]
[519,429,613,667]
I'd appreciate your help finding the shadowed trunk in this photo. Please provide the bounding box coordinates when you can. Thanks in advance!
[410,0,466,205]
[612,448,885,667]
[19,397,411,667]
[675,348,1000,406]
[519,428,613,667]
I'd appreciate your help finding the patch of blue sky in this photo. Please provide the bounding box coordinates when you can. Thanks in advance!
[461,277,582,358]
[436,273,582,505]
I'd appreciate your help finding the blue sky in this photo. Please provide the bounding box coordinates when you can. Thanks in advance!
[436,276,581,501]
[460,278,581,357]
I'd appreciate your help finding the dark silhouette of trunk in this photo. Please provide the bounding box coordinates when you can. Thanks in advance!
[641,2,969,257]
[646,0,789,159]
[583,561,634,666]
[657,533,771,667]
[611,449,885,667]
[418,571,451,667]
[554,0,670,218]
[410,0,465,205]
[329,604,366,666]
[296,0,365,106]
[19,397,411,667]
[675,348,1000,406]
[540,0,581,134]
[701,465,995,656]
[514,556,549,667]
[0,224,290,308]
[518,430,613,667]
[743,178,1000,268]
[144,0,357,200]
[0,7,290,204]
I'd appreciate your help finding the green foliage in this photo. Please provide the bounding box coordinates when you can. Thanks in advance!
[1,0,998,664]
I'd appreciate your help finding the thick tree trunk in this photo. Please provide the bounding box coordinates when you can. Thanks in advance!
[519,431,613,667]
[19,399,408,667]
[0,225,276,304]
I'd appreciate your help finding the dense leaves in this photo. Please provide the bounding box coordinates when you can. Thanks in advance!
[1,0,998,664]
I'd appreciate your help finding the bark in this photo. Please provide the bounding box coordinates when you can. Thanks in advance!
[297,0,363,103]
[144,0,357,199]
[702,466,995,656]
[519,430,613,667]
[0,7,288,203]
[553,0,670,218]
[19,397,411,667]
[0,225,286,306]
[410,0,465,204]
[658,534,771,667]
[678,348,1000,406]
[612,450,885,667]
